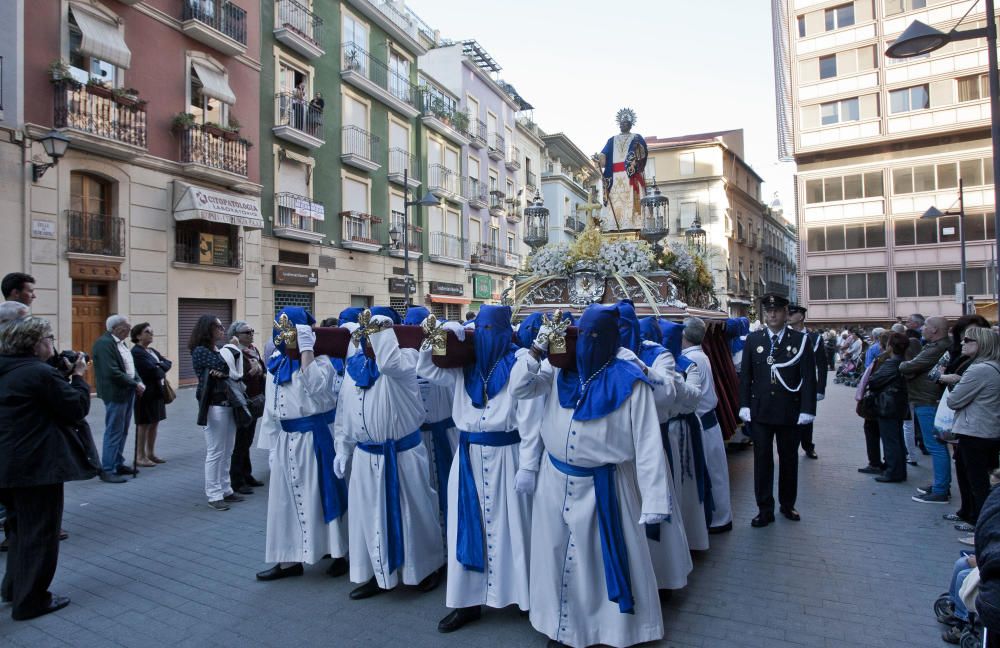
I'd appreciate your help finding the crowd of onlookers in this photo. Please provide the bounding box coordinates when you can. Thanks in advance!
[828,312,1000,644]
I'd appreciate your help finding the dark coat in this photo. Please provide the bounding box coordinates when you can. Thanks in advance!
[976,484,1000,632]
[739,327,817,427]
[0,355,99,488]
[131,345,172,400]
[808,330,828,396]
[91,332,140,403]
[867,355,909,420]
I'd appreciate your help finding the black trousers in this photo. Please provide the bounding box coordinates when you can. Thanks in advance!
[0,483,63,619]
[957,435,1000,524]
[877,417,907,481]
[751,422,800,513]
[863,418,883,468]
[799,423,814,452]
[954,443,975,521]
[229,416,259,489]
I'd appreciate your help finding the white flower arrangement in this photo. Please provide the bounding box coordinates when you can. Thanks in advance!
[667,241,695,276]
[598,239,653,275]
[529,242,572,276]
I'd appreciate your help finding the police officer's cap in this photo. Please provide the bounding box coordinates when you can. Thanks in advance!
[760,293,790,310]
[787,303,807,315]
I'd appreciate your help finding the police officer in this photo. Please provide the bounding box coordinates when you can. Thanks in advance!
[788,303,827,459]
[739,293,817,528]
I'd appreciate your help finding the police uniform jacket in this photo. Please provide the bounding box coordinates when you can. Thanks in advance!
[739,327,817,427]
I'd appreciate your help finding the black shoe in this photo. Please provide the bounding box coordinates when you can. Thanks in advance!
[780,507,801,521]
[416,567,443,593]
[11,595,70,621]
[256,563,304,581]
[751,512,775,528]
[115,466,138,476]
[58,529,68,541]
[247,477,265,487]
[223,494,245,503]
[857,465,882,475]
[99,472,127,484]
[708,521,733,534]
[235,486,254,495]
[326,557,348,578]
[805,450,818,459]
[875,475,906,483]
[437,606,482,633]
[349,577,385,600]
[658,589,673,602]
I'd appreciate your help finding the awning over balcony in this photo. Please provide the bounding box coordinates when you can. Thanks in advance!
[172,181,263,230]
[428,294,471,305]
[191,59,236,104]
[70,3,132,69]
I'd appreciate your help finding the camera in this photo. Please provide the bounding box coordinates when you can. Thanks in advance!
[48,349,89,376]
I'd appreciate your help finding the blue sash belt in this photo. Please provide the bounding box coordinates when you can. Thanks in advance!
[699,409,719,431]
[421,417,455,517]
[548,453,634,615]
[279,409,346,524]
[647,422,676,543]
[357,430,423,575]
[456,430,521,572]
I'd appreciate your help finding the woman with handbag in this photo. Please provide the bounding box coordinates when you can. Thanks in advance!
[189,315,244,512]
[130,323,172,467]
[857,329,889,475]
[226,321,265,494]
[866,332,911,483]
[940,326,1000,539]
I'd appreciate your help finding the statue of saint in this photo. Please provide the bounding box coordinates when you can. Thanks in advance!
[596,108,648,231]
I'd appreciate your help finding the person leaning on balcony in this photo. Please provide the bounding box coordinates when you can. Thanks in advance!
[309,92,324,135]
[900,316,952,505]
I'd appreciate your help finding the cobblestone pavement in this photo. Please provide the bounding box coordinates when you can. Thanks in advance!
[0,380,963,647]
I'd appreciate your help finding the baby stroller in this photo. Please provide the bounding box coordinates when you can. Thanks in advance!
[834,350,864,387]
[935,591,984,647]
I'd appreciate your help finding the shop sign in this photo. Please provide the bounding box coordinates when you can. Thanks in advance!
[388,277,414,294]
[429,281,463,297]
[273,264,319,287]
[473,274,492,299]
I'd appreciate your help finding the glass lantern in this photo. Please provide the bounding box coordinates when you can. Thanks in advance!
[523,192,549,250]
[685,214,707,256]
[639,179,669,253]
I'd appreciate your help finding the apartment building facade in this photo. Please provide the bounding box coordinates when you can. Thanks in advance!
[774,0,998,325]
[540,132,599,244]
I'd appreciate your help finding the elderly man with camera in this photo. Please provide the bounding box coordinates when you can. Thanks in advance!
[0,316,99,620]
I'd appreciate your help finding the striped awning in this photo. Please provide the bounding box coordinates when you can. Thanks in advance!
[191,59,236,105]
[70,3,132,70]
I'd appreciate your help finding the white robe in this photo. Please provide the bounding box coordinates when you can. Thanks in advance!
[665,360,710,552]
[511,350,668,648]
[334,328,444,588]
[417,375,458,516]
[682,345,732,528]
[257,356,349,564]
[416,347,540,611]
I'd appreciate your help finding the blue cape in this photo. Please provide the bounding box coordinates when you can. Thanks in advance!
[464,305,517,409]
[660,319,693,373]
[403,306,430,326]
[558,304,650,421]
[725,317,750,354]
[616,300,641,355]
[638,317,667,366]
[268,307,316,385]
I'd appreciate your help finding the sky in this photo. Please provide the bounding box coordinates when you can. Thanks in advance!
[411,0,796,219]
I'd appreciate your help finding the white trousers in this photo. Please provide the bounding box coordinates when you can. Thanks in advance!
[903,406,918,459]
[204,405,236,501]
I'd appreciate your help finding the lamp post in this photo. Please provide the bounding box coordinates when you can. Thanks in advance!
[32,130,71,182]
[886,4,1000,315]
[401,168,440,308]
[921,179,967,310]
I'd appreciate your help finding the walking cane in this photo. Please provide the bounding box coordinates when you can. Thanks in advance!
[132,417,139,479]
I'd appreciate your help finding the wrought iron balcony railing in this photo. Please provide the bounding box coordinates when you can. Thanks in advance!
[182,0,247,46]
[276,192,322,232]
[66,211,125,257]
[178,123,250,176]
[342,42,417,107]
[54,80,147,148]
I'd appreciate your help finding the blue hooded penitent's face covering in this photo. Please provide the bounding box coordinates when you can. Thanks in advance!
[577,304,620,382]
[403,306,430,326]
[463,304,516,408]
[616,301,641,354]
[639,317,662,345]
[338,307,363,324]
[370,306,402,324]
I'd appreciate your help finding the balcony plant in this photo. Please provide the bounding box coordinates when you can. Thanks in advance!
[204,122,227,138]
[429,96,450,122]
[48,59,75,83]
[112,87,144,107]
[171,112,197,131]
[451,110,469,135]
[85,78,114,99]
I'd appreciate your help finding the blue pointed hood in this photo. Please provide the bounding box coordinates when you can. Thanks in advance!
[616,300,641,355]
[268,306,316,385]
[338,307,363,324]
[402,306,430,326]
[638,316,667,366]
[660,319,693,373]
[463,305,518,408]
[370,306,402,324]
[516,312,545,350]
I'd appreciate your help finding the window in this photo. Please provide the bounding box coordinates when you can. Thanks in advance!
[893,157,994,194]
[957,74,990,102]
[189,57,234,126]
[820,97,859,125]
[507,234,515,254]
[819,55,837,80]
[679,201,697,232]
[797,15,806,38]
[825,3,855,31]
[70,173,111,215]
[805,171,883,203]
[342,175,369,212]
[811,272,886,300]
[898,268,995,297]
[885,0,927,15]
[342,11,368,52]
[67,5,131,87]
[961,158,984,187]
[388,51,410,102]
[889,84,929,114]
[894,212,996,246]
[679,152,695,176]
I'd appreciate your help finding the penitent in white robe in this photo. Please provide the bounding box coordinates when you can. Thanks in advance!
[417,347,541,611]
[334,328,444,588]
[638,345,693,590]
[665,358,710,552]
[511,349,668,648]
[417,375,458,518]
[682,345,732,528]
[258,356,349,564]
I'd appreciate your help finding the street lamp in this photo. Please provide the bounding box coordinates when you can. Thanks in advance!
[921,179,967,309]
[638,179,669,254]
[886,5,1000,315]
[523,191,549,250]
[685,214,708,256]
[402,167,440,307]
[32,130,71,182]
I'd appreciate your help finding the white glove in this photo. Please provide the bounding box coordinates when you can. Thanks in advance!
[532,324,554,354]
[816,393,825,401]
[514,468,537,495]
[442,320,466,342]
[797,413,815,425]
[295,325,316,353]
[638,513,669,525]
[739,407,751,422]
[334,453,349,480]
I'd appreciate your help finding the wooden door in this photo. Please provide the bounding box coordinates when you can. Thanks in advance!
[71,281,110,389]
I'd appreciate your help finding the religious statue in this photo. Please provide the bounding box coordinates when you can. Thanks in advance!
[596,108,648,231]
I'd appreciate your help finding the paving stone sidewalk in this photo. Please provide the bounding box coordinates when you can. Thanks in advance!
[0,381,963,647]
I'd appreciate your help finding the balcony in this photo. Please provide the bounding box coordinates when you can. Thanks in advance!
[341,125,380,172]
[428,164,459,201]
[420,88,471,147]
[341,43,419,118]
[387,148,420,188]
[274,192,326,243]
[178,123,251,184]
[273,92,325,149]
[342,0,427,55]
[181,0,247,57]
[470,243,519,275]
[387,210,422,259]
[468,117,487,149]
[563,215,586,235]
[274,0,324,59]
[506,204,521,224]
[340,210,382,253]
[525,170,537,191]
[505,145,521,171]
[489,191,506,218]
[53,80,146,160]
[175,225,242,270]
[66,211,125,258]
[464,177,488,209]
[428,232,468,267]
[488,133,505,161]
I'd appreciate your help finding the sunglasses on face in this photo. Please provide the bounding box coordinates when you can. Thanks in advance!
[238,329,254,335]
[963,337,977,343]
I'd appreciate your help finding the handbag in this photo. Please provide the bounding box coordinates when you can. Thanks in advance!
[162,377,177,405]
[247,393,265,419]
[225,378,254,428]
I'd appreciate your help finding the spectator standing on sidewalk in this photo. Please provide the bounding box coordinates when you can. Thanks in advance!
[866,332,910,483]
[900,316,951,504]
[92,315,144,484]
[1,273,35,308]
[227,321,265,494]
[130,323,171,467]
